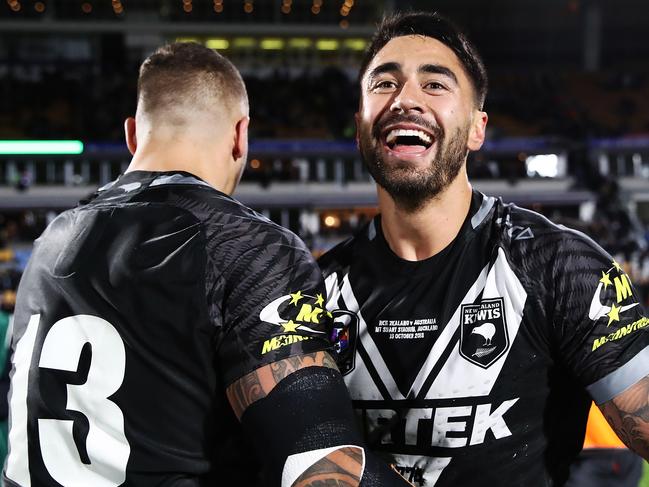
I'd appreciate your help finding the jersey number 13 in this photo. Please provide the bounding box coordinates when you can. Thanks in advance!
[6,314,130,487]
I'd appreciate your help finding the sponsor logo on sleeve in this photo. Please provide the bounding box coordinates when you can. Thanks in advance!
[259,290,328,355]
[589,260,640,326]
[592,317,649,351]
[460,298,509,368]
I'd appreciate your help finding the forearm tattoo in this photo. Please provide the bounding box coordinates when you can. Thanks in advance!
[601,376,649,458]
[226,351,339,419]
[292,447,363,487]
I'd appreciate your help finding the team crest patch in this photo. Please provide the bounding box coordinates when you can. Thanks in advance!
[330,309,358,375]
[460,297,509,368]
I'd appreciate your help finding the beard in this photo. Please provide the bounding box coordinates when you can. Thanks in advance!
[359,113,470,212]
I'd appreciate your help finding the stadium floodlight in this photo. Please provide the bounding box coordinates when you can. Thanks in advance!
[233,37,257,49]
[343,39,367,50]
[0,140,84,155]
[175,37,201,44]
[260,38,285,50]
[288,38,312,49]
[316,39,339,50]
[206,38,230,50]
[525,154,559,178]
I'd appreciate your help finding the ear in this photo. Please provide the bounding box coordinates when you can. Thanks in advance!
[124,117,137,155]
[232,116,250,160]
[467,110,488,152]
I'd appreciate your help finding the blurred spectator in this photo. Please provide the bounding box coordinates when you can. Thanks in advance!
[2,63,648,141]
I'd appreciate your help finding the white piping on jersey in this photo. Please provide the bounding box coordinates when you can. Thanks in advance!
[408,263,490,399]
[344,354,386,400]
[471,195,496,229]
[325,273,341,311]
[97,179,117,192]
[117,182,141,193]
[341,274,406,400]
[426,248,527,399]
[367,219,377,241]
[366,194,494,242]
[325,272,383,401]
[337,261,490,400]
[329,246,527,401]
[588,344,649,404]
[150,174,213,188]
[325,275,385,400]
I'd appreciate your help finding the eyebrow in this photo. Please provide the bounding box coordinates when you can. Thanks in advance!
[367,62,401,82]
[419,64,459,85]
[367,62,459,86]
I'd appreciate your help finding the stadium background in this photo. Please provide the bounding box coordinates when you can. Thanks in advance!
[1,0,649,483]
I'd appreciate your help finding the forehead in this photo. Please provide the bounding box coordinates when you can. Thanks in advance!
[365,35,466,81]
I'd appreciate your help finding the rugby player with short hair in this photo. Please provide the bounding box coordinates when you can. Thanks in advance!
[5,43,408,486]
[319,11,649,486]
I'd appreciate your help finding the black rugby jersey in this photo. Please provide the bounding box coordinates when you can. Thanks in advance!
[318,190,649,487]
[5,171,332,487]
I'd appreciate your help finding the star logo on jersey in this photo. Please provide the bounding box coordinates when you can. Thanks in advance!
[588,261,639,326]
[460,298,509,368]
[259,290,331,355]
[259,291,329,335]
[329,309,359,375]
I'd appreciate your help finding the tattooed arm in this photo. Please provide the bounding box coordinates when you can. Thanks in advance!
[291,447,363,487]
[226,350,338,419]
[600,377,649,459]
[226,351,364,487]
[226,351,410,486]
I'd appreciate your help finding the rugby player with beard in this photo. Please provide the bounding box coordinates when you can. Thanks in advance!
[319,11,649,487]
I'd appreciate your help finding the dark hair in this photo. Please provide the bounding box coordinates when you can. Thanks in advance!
[359,11,488,109]
[137,42,248,117]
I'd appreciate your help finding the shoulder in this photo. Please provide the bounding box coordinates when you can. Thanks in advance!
[33,207,78,252]
[493,201,613,286]
[166,184,307,250]
[317,221,372,276]
[499,201,607,258]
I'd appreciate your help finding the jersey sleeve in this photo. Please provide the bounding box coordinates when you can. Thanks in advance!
[216,231,334,386]
[551,231,649,404]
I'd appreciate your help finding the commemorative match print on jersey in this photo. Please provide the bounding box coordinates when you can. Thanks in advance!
[460,297,509,368]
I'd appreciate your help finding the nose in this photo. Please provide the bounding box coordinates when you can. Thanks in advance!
[390,80,424,114]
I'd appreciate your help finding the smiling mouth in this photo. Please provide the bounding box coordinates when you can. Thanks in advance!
[384,128,434,153]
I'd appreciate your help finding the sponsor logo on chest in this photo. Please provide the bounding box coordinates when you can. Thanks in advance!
[362,397,519,449]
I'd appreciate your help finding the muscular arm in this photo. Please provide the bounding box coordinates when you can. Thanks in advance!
[600,376,649,459]
[292,447,363,487]
[226,350,337,420]
[226,351,365,487]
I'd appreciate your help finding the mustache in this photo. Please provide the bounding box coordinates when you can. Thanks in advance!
[371,113,443,141]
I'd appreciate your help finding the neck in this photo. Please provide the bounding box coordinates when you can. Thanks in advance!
[125,136,234,194]
[378,168,473,261]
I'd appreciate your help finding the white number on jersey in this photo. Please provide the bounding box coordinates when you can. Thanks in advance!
[6,314,130,487]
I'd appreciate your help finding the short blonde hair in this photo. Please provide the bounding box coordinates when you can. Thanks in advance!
[137,42,248,119]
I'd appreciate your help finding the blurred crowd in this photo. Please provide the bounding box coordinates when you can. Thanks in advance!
[1,195,649,311]
[1,55,649,314]
[1,65,648,142]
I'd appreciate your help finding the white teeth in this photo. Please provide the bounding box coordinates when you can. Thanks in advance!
[385,128,432,145]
